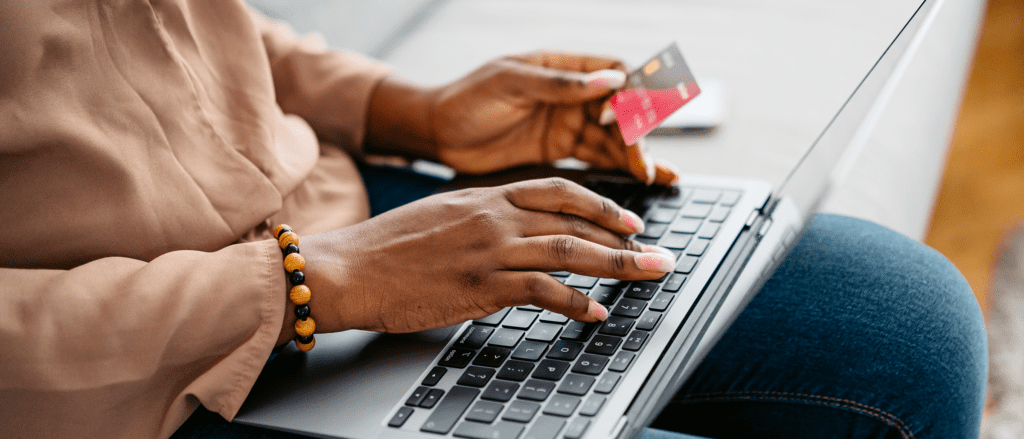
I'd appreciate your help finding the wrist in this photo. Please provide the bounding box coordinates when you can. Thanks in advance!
[365,75,440,161]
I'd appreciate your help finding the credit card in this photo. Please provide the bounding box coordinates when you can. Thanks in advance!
[611,43,701,145]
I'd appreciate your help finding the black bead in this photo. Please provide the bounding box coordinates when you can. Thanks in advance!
[276,228,292,239]
[294,305,310,319]
[297,334,314,344]
[283,244,300,256]
[289,270,305,285]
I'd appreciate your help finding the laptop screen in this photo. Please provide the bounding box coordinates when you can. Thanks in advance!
[771,0,941,221]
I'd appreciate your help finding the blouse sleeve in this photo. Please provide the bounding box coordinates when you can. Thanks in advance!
[249,9,392,157]
[0,239,287,439]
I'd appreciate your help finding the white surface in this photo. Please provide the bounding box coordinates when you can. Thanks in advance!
[381,0,984,240]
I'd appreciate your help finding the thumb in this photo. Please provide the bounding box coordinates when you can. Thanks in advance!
[506,64,627,104]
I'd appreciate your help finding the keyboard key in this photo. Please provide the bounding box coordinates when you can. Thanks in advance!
[557,374,596,396]
[482,380,520,402]
[548,271,571,278]
[518,304,544,312]
[585,335,621,356]
[674,256,699,274]
[635,237,657,246]
[696,222,720,239]
[594,373,621,394]
[624,282,660,300]
[422,366,447,387]
[690,189,722,204]
[488,328,525,348]
[518,379,556,401]
[474,347,511,367]
[636,312,661,331]
[611,299,646,318]
[708,205,730,222]
[679,202,712,219]
[452,421,524,439]
[560,321,598,341]
[563,417,591,439]
[658,232,692,250]
[720,191,741,206]
[502,400,541,423]
[670,217,702,234]
[388,406,414,428]
[420,386,479,434]
[637,222,668,239]
[457,366,496,387]
[421,388,445,408]
[465,400,504,423]
[454,325,495,350]
[579,394,606,416]
[662,274,686,292]
[598,278,630,287]
[588,286,621,306]
[647,207,677,224]
[539,310,569,324]
[406,386,429,407]
[608,351,634,372]
[571,355,608,376]
[497,360,535,382]
[533,359,570,381]
[474,308,510,326]
[512,340,548,361]
[526,323,563,342]
[543,394,582,417]
[564,275,599,289]
[523,415,566,439]
[624,331,647,351]
[598,316,634,336]
[503,310,538,329]
[439,348,477,368]
[650,293,674,312]
[546,340,584,361]
[686,238,710,256]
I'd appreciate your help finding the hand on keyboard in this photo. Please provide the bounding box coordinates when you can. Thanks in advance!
[294,177,676,336]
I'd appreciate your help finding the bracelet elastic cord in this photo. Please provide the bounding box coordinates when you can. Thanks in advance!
[275,224,315,352]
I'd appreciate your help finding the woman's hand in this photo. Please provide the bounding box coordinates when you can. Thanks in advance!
[365,52,679,186]
[281,178,676,341]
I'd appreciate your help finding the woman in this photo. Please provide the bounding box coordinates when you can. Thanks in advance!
[0,1,986,438]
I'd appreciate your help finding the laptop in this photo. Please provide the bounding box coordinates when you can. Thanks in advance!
[234,1,943,437]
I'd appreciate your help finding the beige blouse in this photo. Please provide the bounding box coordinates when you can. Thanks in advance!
[0,1,388,437]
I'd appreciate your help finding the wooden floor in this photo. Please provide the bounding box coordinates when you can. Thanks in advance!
[924,0,1024,313]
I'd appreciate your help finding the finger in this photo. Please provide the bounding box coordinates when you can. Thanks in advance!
[573,146,618,170]
[507,52,628,74]
[517,210,645,251]
[654,160,681,186]
[505,235,676,280]
[599,101,616,125]
[501,271,606,322]
[545,107,587,161]
[496,59,625,105]
[502,177,644,235]
[626,138,656,185]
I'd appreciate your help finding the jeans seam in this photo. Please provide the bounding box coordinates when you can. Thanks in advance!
[675,391,915,439]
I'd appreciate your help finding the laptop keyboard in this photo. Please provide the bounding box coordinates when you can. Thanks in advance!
[387,184,742,439]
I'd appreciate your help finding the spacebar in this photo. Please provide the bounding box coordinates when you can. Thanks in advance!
[420,386,479,434]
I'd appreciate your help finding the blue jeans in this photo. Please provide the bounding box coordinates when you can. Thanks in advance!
[174,165,987,439]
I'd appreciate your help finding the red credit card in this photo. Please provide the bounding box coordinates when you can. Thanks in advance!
[611,43,701,145]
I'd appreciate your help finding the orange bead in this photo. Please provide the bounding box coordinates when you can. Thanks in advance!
[284,253,305,273]
[278,231,299,249]
[273,224,291,238]
[289,284,311,305]
[295,316,315,337]
[295,335,315,352]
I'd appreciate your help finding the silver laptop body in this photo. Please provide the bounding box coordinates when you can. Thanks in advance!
[234,1,943,437]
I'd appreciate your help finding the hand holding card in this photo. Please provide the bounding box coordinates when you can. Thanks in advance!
[611,43,701,145]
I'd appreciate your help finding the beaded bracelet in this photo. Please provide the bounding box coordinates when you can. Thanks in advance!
[274,224,315,352]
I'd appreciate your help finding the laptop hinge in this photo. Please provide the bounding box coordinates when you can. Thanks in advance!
[744,209,759,228]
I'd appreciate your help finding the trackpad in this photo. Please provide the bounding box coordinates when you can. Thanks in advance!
[235,326,458,439]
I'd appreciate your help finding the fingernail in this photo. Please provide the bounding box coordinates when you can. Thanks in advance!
[655,161,682,186]
[641,244,676,260]
[584,69,627,89]
[644,154,656,186]
[635,252,675,272]
[620,209,644,233]
[599,104,616,125]
[588,300,609,321]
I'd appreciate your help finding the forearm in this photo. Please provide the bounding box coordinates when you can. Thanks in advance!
[365,76,440,161]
